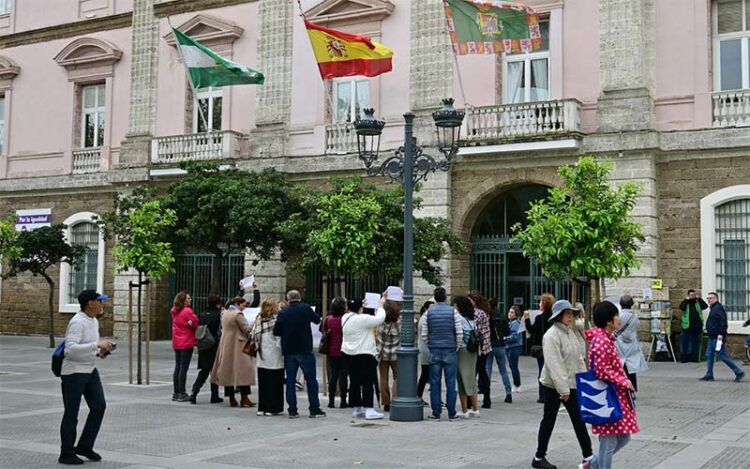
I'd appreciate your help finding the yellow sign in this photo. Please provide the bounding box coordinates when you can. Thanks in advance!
[651,279,663,289]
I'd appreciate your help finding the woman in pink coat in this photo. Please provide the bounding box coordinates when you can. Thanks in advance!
[581,301,639,469]
[171,291,198,402]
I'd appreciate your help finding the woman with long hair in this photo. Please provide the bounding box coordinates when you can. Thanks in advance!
[251,297,284,416]
[322,297,349,408]
[454,295,479,418]
[376,298,401,412]
[189,293,223,404]
[526,292,555,403]
[504,305,524,393]
[171,291,198,402]
[580,301,639,469]
[468,291,494,408]
[211,296,256,407]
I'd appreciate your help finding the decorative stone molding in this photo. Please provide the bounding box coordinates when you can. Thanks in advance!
[0,55,20,82]
[163,14,243,47]
[53,37,123,71]
[305,0,394,26]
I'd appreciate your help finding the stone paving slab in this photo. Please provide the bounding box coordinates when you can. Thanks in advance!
[1,335,748,469]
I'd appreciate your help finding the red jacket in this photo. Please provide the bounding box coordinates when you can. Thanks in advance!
[323,316,344,357]
[171,306,199,350]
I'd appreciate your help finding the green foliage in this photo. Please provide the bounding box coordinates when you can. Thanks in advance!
[292,177,465,286]
[512,156,645,282]
[3,224,85,280]
[0,216,21,262]
[99,186,176,278]
[163,162,307,262]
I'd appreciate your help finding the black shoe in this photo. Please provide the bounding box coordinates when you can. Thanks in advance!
[171,393,178,401]
[699,376,714,381]
[189,394,197,404]
[309,408,327,418]
[505,394,513,403]
[384,404,390,412]
[531,456,557,469]
[75,448,101,461]
[536,399,546,404]
[328,401,336,408]
[482,396,491,408]
[210,395,223,403]
[176,393,190,402]
[58,454,84,465]
[339,400,348,409]
[735,371,745,383]
[288,412,300,419]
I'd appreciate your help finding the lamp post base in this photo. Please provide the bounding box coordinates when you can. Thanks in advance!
[389,346,423,422]
[389,396,424,422]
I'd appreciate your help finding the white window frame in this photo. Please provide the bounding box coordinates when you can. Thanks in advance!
[712,0,750,91]
[503,20,550,104]
[0,0,11,15]
[80,83,106,148]
[332,77,370,123]
[700,184,750,333]
[59,212,105,313]
[0,93,5,156]
[193,87,223,133]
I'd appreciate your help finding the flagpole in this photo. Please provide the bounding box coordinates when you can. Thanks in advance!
[168,17,211,134]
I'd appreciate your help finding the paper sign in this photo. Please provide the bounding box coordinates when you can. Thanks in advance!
[239,275,255,290]
[242,307,260,325]
[651,279,663,289]
[15,208,52,231]
[364,292,380,309]
[642,288,652,300]
[528,310,542,326]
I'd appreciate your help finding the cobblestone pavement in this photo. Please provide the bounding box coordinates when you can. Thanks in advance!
[0,335,748,469]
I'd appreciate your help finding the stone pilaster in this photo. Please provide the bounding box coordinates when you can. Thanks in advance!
[119,0,158,167]
[245,249,287,304]
[112,269,146,340]
[249,0,293,160]
[597,0,655,131]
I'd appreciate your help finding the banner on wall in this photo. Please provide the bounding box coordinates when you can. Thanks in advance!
[15,208,52,231]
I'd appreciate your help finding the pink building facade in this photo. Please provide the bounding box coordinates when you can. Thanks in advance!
[0,0,748,349]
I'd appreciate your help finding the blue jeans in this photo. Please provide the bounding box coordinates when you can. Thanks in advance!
[506,346,522,387]
[429,347,457,418]
[60,369,106,456]
[705,338,743,378]
[680,329,700,362]
[284,353,320,414]
[590,434,630,469]
[486,346,512,394]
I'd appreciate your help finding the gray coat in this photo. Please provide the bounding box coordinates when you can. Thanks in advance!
[417,314,429,366]
[615,309,648,374]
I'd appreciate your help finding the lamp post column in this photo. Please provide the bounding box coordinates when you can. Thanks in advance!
[390,112,422,422]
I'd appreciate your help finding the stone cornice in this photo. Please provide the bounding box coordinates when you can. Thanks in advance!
[163,14,243,46]
[0,55,20,80]
[153,0,258,18]
[0,13,132,49]
[305,0,395,26]
[54,37,123,70]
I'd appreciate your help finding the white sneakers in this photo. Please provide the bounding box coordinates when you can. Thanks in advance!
[365,408,384,420]
[512,386,522,394]
[467,410,480,418]
[352,407,366,418]
[455,411,469,419]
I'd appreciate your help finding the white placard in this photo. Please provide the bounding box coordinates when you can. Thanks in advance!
[642,288,652,300]
[242,307,260,325]
[364,292,380,309]
[15,208,52,231]
[239,275,255,290]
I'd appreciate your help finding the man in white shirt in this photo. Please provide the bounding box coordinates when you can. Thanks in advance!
[58,289,114,465]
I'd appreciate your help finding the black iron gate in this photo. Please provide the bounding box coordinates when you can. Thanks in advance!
[168,252,245,315]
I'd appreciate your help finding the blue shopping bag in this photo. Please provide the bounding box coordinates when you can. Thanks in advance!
[51,340,65,377]
[575,360,622,425]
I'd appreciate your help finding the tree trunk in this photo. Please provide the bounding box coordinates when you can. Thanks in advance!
[601,277,607,299]
[43,274,55,348]
[210,248,223,296]
[571,278,579,306]
[592,277,601,304]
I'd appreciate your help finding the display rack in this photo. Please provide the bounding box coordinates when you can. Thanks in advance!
[636,299,676,363]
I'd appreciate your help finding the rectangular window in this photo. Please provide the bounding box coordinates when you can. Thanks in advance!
[0,0,11,15]
[714,0,750,90]
[0,94,5,156]
[504,21,550,103]
[333,78,370,123]
[67,222,100,304]
[81,84,105,148]
[193,87,222,133]
[715,198,750,321]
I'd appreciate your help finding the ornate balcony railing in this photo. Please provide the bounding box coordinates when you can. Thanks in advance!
[712,90,750,128]
[461,99,582,144]
[72,147,102,174]
[151,130,244,164]
[325,122,358,155]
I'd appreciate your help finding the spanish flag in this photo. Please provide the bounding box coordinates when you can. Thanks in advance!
[304,20,393,80]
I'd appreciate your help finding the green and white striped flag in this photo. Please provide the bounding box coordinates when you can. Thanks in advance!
[172,28,264,88]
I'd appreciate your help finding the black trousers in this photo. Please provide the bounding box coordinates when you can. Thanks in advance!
[327,355,349,402]
[345,354,377,408]
[417,364,430,398]
[623,365,638,392]
[173,348,193,395]
[476,353,490,395]
[60,369,106,456]
[191,368,220,398]
[225,385,250,397]
[536,386,592,459]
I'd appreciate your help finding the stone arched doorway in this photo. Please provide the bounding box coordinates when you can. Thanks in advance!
[468,184,587,312]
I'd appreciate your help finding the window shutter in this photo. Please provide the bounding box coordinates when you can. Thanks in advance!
[717,0,743,34]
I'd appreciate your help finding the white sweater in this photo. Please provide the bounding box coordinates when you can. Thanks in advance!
[340,308,386,357]
[61,312,100,375]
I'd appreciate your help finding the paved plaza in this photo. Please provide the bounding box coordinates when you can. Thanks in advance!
[0,335,748,469]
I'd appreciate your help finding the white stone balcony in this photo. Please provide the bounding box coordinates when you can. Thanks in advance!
[461,99,582,145]
[325,122,358,155]
[712,90,750,128]
[151,130,245,164]
[72,147,102,174]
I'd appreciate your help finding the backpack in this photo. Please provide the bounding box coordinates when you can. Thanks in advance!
[52,341,65,377]
[464,318,481,353]
[195,325,215,351]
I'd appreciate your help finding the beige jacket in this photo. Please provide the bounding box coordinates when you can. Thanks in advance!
[539,321,587,395]
[211,309,256,386]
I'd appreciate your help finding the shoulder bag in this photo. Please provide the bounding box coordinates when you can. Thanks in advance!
[195,324,216,351]
[51,340,65,377]
[318,316,330,355]
[575,340,623,425]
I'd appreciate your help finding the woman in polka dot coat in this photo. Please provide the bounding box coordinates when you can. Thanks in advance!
[581,301,639,469]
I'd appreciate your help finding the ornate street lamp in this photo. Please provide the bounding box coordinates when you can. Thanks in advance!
[353,98,464,422]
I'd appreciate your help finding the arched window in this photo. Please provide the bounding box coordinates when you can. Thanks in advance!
[59,212,105,313]
[701,185,750,325]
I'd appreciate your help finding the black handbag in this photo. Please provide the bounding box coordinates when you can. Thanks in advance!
[530,345,544,359]
[318,317,329,355]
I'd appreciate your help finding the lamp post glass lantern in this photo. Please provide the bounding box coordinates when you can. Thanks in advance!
[353,99,464,422]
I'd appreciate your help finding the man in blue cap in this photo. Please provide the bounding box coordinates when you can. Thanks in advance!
[58,289,114,465]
